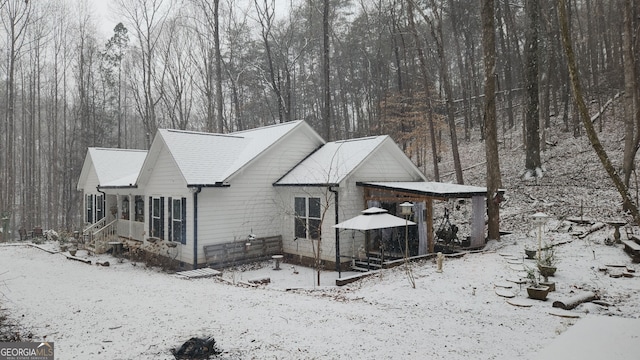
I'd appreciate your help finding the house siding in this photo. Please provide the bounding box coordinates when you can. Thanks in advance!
[144,149,193,264]
[190,127,322,266]
[276,141,425,265]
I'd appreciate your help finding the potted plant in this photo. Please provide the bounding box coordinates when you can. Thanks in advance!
[524,245,537,260]
[537,245,557,277]
[526,267,550,300]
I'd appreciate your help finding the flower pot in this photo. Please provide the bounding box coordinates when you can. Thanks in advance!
[540,281,556,292]
[527,285,550,300]
[69,249,77,256]
[525,249,537,259]
[538,264,557,277]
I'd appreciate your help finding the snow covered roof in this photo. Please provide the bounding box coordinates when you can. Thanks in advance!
[153,120,319,186]
[359,181,500,199]
[275,136,389,185]
[79,148,148,189]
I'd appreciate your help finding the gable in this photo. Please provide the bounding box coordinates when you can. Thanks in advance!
[137,120,325,187]
[275,136,426,186]
[77,148,148,191]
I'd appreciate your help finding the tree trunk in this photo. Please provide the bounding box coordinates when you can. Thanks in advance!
[524,0,542,179]
[407,0,440,182]
[425,0,463,184]
[558,0,640,225]
[213,0,224,132]
[482,0,502,241]
[622,0,639,188]
[322,0,331,140]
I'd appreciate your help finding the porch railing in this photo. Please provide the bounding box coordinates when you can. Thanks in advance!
[84,219,118,254]
[82,217,106,239]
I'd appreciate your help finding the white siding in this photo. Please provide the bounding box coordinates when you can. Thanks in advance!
[191,128,322,265]
[143,149,193,264]
[276,186,338,263]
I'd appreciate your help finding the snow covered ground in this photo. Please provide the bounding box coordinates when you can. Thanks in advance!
[3,123,640,359]
[1,225,639,359]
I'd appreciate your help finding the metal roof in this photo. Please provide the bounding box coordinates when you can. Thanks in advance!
[358,181,503,199]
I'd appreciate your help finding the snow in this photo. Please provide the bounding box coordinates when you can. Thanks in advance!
[1,228,639,359]
[4,123,640,359]
[276,136,387,185]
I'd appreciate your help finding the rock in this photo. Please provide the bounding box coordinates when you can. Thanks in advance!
[172,336,222,359]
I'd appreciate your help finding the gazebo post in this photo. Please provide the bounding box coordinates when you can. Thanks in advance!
[426,199,434,253]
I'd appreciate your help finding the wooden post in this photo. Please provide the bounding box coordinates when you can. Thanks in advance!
[426,198,434,253]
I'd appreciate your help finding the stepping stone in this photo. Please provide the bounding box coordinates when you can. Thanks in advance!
[507,259,523,265]
[507,277,527,284]
[498,252,515,257]
[507,298,535,307]
[494,281,513,289]
[549,309,580,318]
[176,268,221,279]
[495,288,516,298]
[509,264,525,271]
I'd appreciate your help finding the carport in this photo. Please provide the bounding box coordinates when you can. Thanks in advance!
[357,181,505,254]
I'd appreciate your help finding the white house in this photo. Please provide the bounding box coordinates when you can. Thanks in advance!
[77,120,494,270]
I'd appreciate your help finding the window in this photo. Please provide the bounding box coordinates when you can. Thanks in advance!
[168,197,187,244]
[96,194,104,221]
[294,197,321,240]
[86,194,93,223]
[121,196,130,220]
[134,196,144,222]
[85,194,104,223]
[149,196,164,239]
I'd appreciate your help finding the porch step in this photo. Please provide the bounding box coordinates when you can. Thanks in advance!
[351,265,372,272]
[354,260,382,269]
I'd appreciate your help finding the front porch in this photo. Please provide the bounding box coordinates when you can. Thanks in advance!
[82,217,145,254]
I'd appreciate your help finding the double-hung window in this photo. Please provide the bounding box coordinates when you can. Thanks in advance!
[149,196,164,239]
[168,197,187,244]
[294,197,321,240]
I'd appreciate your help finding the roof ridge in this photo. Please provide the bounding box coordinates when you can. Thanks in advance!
[163,128,243,139]
[332,135,387,143]
[230,120,302,135]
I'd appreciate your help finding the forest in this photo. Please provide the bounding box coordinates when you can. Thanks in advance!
[0,0,638,239]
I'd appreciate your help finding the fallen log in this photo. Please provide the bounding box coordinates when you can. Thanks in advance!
[552,291,598,310]
[578,222,606,239]
[64,254,92,265]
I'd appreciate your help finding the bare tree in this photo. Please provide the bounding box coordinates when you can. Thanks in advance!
[407,0,439,182]
[1,0,31,236]
[482,0,502,241]
[622,0,639,189]
[524,0,542,179]
[417,0,464,184]
[558,0,640,224]
[116,0,170,147]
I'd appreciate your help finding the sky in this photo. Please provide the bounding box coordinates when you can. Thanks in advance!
[89,0,294,41]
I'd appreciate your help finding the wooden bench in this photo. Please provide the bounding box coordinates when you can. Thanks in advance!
[204,235,283,269]
[622,240,640,262]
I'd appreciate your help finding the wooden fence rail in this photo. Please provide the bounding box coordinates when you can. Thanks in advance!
[204,235,283,269]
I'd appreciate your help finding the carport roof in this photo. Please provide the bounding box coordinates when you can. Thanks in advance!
[357,181,505,199]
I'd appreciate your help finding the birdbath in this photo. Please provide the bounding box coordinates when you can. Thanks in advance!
[531,212,549,261]
[606,219,626,244]
[272,255,284,270]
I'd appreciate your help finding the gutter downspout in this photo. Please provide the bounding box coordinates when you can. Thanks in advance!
[192,186,202,269]
[329,186,340,277]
